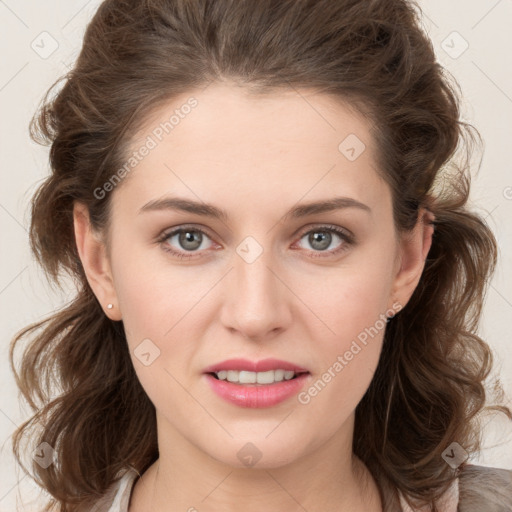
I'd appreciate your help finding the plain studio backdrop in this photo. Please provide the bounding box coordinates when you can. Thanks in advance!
[1,1,511,510]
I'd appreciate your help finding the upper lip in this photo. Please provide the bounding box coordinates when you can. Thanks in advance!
[203,358,309,374]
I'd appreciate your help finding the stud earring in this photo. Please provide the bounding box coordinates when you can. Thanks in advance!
[107,303,113,309]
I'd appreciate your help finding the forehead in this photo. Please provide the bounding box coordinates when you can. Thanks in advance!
[110,82,388,220]
[131,82,375,156]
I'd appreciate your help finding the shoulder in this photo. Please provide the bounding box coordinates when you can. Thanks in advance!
[458,464,512,512]
[77,467,140,512]
[397,463,511,512]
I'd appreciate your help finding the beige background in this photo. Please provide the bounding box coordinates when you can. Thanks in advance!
[1,0,511,510]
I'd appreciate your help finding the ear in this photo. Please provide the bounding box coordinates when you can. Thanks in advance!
[73,201,122,321]
[389,207,435,311]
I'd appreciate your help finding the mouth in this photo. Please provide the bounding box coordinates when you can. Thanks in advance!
[204,370,312,408]
[207,369,310,385]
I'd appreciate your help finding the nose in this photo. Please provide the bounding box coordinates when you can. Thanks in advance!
[219,243,292,341]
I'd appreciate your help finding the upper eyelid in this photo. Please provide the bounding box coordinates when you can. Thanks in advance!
[159,224,217,243]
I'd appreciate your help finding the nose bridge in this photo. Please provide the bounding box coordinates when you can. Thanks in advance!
[221,234,289,338]
[235,236,280,309]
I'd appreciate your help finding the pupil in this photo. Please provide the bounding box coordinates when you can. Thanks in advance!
[180,231,201,250]
[310,231,331,251]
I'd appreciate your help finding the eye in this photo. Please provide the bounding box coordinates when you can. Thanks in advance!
[293,225,354,258]
[157,226,217,259]
[157,224,354,260]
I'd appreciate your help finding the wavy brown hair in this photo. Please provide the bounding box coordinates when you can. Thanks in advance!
[9,0,512,511]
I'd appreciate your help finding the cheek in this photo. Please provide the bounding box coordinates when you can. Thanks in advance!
[111,247,207,391]
[111,239,193,339]
[299,307,386,422]
[295,250,394,407]
[298,254,395,340]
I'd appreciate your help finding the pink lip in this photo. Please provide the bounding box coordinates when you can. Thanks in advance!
[202,358,309,374]
[204,373,311,408]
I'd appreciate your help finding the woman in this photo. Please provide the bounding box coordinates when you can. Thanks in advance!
[10,0,512,511]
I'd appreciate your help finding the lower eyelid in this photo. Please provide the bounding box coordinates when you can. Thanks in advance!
[159,226,353,258]
[160,228,215,255]
[295,230,352,254]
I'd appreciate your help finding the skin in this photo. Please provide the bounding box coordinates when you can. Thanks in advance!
[73,81,434,512]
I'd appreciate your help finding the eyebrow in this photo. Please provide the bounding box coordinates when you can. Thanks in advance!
[139,195,372,221]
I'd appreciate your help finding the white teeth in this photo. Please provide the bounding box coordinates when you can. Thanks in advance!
[213,369,299,384]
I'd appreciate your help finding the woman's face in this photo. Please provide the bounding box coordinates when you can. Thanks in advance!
[77,82,428,469]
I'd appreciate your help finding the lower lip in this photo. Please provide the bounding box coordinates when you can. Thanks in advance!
[203,373,311,408]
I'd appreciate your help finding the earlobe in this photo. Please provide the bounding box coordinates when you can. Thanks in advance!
[73,202,122,321]
[389,208,435,310]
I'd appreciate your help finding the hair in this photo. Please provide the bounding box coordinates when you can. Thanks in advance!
[9,0,512,511]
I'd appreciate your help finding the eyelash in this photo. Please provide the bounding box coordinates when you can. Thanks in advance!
[156,224,354,260]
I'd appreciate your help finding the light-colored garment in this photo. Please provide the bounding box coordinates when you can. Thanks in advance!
[398,477,459,512]
[105,468,138,512]
[95,466,460,512]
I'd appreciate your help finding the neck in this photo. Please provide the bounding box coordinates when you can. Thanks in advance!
[129,426,383,512]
